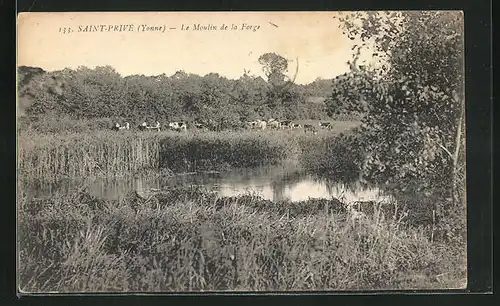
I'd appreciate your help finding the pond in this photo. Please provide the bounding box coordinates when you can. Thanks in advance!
[20,165,394,204]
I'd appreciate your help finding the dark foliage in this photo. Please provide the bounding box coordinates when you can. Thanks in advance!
[18,58,337,127]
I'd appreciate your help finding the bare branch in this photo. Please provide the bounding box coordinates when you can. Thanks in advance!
[437,142,454,160]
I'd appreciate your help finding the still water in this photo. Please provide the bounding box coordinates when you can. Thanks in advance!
[21,165,394,204]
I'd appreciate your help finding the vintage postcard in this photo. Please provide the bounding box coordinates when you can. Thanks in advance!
[17,11,466,293]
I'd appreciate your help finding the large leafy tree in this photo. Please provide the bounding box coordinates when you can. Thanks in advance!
[328,11,465,206]
[258,52,299,108]
[258,53,288,87]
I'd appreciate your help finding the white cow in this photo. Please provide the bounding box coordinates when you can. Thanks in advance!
[119,122,130,130]
[148,121,161,131]
[267,118,281,129]
[169,121,188,132]
[139,121,160,131]
[113,122,130,131]
[245,119,265,130]
[253,119,267,130]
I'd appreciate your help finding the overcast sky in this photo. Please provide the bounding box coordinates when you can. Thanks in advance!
[18,12,375,85]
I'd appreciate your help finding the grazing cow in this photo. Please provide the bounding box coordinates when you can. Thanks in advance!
[113,122,130,131]
[304,124,318,134]
[267,118,281,129]
[319,122,332,129]
[254,119,267,130]
[246,119,266,130]
[148,121,161,132]
[169,121,188,132]
[291,123,302,129]
[119,122,130,130]
[139,121,161,131]
[245,121,256,129]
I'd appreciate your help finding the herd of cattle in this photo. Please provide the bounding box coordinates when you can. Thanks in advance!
[112,119,334,133]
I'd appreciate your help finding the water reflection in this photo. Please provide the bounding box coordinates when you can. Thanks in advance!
[21,165,394,203]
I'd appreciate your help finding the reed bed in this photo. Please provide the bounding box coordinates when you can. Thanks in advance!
[19,129,350,182]
[18,188,466,292]
[19,131,162,182]
[157,130,295,172]
[298,131,364,181]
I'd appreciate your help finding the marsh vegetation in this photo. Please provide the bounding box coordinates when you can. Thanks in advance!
[18,11,466,292]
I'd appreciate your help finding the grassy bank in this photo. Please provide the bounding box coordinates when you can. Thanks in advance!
[18,188,466,292]
[18,116,123,135]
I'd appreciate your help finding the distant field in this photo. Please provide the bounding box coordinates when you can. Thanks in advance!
[292,119,361,130]
[18,115,361,135]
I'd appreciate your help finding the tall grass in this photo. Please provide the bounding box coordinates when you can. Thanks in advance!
[157,130,293,172]
[18,188,466,292]
[19,129,350,182]
[19,131,162,182]
[299,131,364,182]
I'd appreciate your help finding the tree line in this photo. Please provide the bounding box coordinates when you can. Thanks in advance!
[18,53,337,129]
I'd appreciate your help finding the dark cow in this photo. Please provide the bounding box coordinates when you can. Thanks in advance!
[113,122,130,131]
[319,122,333,129]
[267,118,281,129]
[304,124,318,134]
[148,121,161,131]
[246,119,267,130]
[280,120,293,129]
[245,121,256,129]
[138,121,161,131]
[169,121,187,132]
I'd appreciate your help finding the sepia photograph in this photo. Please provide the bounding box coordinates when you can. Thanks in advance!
[17,11,466,293]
